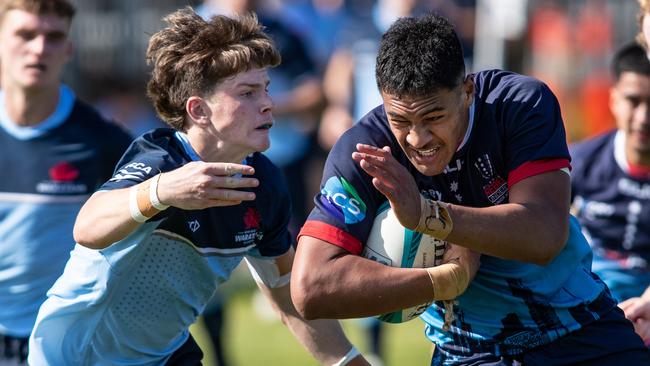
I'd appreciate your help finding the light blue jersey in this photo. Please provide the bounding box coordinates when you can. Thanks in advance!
[29,129,291,365]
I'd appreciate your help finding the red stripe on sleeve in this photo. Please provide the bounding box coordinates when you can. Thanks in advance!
[298,221,363,255]
[508,158,571,188]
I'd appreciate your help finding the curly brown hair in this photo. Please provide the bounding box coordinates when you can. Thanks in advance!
[638,0,650,49]
[0,0,75,22]
[146,8,281,131]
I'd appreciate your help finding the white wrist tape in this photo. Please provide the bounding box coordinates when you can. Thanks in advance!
[129,185,149,223]
[332,346,360,366]
[149,173,170,210]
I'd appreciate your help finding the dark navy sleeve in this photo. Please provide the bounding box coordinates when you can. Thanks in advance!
[100,130,177,191]
[492,73,571,187]
[299,109,392,255]
[253,155,292,257]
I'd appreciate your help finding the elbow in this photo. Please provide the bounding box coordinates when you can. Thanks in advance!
[73,220,107,250]
[290,275,328,320]
[531,221,569,266]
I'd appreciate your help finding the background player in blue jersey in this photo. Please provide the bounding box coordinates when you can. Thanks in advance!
[28,8,367,366]
[571,42,650,346]
[0,1,132,364]
[291,13,650,365]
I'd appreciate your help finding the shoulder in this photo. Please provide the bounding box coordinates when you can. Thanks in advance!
[474,69,553,103]
[570,130,616,172]
[335,105,395,153]
[114,129,186,174]
[70,99,132,143]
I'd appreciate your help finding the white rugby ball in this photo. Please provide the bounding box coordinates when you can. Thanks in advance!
[362,202,447,323]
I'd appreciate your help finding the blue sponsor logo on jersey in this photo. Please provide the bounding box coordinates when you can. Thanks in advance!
[319,176,367,224]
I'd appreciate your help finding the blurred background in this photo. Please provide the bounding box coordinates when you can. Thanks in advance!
[61,0,645,365]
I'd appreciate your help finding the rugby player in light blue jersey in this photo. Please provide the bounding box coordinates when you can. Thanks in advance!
[29,8,367,366]
[0,1,132,364]
[291,13,650,365]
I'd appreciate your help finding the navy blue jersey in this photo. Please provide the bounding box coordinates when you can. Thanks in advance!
[29,128,292,365]
[101,128,292,257]
[0,85,132,337]
[300,70,614,358]
[571,130,650,301]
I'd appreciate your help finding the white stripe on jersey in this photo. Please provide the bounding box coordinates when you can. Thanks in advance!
[0,192,89,203]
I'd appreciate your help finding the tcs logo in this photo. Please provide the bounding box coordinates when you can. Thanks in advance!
[321,176,367,224]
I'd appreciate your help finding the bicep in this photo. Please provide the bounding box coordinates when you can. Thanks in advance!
[509,169,570,215]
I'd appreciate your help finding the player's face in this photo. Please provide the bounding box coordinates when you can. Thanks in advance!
[381,80,473,176]
[204,68,274,160]
[0,9,72,90]
[610,71,650,164]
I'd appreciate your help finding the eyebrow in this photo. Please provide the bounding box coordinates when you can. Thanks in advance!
[237,80,270,89]
[387,105,444,117]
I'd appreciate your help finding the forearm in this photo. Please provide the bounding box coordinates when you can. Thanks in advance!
[445,202,568,264]
[74,189,142,249]
[262,284,366,365]
[292,239,435,319]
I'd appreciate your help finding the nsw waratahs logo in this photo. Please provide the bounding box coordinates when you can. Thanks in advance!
[36,162,87,194]
[319,176,367,224]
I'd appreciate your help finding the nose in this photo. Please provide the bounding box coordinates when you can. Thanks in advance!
[260,91,273,114]
[28,35,47,55]
[405,124,432,149]
[634,102,650,128]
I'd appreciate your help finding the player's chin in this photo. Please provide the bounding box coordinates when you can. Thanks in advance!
[410,158,443,177]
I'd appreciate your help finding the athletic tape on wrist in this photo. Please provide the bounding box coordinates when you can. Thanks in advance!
[332,346,360,366]
[149,173,170,210]
[415,195,453,240]
[129,185,149,223]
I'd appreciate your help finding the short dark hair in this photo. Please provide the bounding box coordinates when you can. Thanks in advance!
[146,8,280,130]
[612,42,650,81]
[375,13,465,97]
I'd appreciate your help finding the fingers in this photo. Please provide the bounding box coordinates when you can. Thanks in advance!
[204,162,256,176]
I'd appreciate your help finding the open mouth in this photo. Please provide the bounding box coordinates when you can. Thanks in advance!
[413,146,440,157]
[255,122,273,130]
[26,64,47,72]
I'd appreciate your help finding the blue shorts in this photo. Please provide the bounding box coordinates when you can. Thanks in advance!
[430,306,650,366]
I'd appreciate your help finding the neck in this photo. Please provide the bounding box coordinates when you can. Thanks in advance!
[185,128,248,164]
[2,83,60,127]
[626,146,650,168]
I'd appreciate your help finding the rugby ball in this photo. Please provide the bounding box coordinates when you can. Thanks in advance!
[362,201,447,323]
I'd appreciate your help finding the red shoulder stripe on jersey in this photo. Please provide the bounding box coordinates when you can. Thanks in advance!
[298,221,363,255]
[508,158,571,188]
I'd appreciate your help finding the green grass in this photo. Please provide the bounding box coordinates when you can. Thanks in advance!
[190,274,432,366]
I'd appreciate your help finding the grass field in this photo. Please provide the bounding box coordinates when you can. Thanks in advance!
[190,269,432,366]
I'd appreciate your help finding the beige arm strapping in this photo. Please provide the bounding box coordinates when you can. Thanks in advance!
[424,262,470,301]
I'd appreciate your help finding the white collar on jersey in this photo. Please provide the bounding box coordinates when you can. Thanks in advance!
[614,129,630,173]
[456,99,475,152]
[0,84,75,140]
[173,131,249,167]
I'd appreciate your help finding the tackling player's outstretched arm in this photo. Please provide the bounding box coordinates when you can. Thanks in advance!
[74,161,258,249]
[291,237,479,320]
[246,248,370,366]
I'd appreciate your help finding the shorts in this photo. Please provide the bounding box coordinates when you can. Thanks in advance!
[430,306,650,365]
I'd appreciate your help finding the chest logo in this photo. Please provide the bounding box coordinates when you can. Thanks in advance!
[36,161,87,194]
[474,154,507,205]
[188,220,200,232]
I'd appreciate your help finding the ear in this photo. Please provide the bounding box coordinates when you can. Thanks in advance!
[186,96,211,126]
[461,76,475,107]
